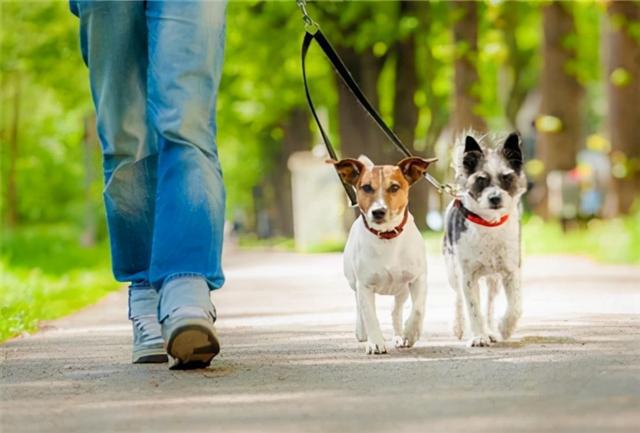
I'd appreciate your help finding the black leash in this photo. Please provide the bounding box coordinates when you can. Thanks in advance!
[298,0,458,205]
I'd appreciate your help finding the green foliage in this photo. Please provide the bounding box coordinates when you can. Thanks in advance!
[0,225,118,341]
[0,2,94,224]
[218,1,330,213]
[0,0,634,254]
[522,212,640,264]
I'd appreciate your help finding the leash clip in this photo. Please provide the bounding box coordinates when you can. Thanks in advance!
[440,183,460,198]
[297,0,318,34]
[424,173,459,198]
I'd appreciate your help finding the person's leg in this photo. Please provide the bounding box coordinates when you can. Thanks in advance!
[146,0,227,368]
[73,1,165,363]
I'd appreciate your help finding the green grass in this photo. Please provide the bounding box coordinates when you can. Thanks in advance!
[237,235,295,251]
[0,225,119,342]
[3,213,637,343]
[521,213,640,264]
[238,212,640,265]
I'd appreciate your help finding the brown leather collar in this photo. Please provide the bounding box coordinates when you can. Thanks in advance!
[361,207,409,240]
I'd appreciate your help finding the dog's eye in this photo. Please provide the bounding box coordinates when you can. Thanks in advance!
[361,184,374,194]
[500,173,514,185]
[475,176,489,187]
[388,184,400,193]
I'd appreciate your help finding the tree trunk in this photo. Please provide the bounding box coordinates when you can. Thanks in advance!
[6,73,20,228]
[536,2,584,216]
[336,45,389,165]
[606,1,640,215]
[501,1,537,128]
[539,2,584,171]
[451,1,486,134]
[271,108,311,237]
[393,1,428,230]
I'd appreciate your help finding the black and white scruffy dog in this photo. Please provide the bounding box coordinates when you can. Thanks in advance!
[443,131,527,347]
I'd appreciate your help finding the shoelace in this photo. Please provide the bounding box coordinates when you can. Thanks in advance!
[132,315,162,341]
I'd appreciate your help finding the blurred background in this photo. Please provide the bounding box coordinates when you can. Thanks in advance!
[1,0,639,341]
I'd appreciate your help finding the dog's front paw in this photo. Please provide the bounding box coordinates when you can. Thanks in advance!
[467,335,493,347]
[365,338,387,355]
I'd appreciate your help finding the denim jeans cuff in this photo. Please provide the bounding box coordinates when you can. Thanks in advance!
[128,286,160,320]
[158,275,215,323]
[129,280,152,290]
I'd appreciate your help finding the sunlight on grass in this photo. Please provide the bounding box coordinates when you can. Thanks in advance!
[237,212,640,266]
[522,213,640,264]
[0,225,119,342]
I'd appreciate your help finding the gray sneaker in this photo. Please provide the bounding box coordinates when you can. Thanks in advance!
[130,288,168,364]
[161,306,220,370]
[132,315,168,363]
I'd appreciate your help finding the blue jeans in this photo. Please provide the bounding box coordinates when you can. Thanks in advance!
[71,1,227,319]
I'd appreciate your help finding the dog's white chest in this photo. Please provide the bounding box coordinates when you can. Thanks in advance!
[359,265,419,295]
[458,219,520,274]
[344,217,426,295]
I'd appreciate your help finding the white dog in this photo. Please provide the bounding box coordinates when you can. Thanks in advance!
[329,155,436,354]
[443,132,527,347]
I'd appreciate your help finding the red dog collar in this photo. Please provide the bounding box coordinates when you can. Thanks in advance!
[454,199,509,227]
[361,207,409,240]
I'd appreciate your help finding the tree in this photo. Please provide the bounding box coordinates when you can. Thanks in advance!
[336,43,390,164]
[451,1,486,134]
[536,2,584,214]
[606,1,640,215]
[268,108,312,237]
[0,2,93,227]
[498,1,540,128]
[416,1,451,148]
[393,1,429,230]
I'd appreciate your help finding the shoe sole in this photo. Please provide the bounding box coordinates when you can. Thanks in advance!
[132,345,168,364]
[166,322,220,370]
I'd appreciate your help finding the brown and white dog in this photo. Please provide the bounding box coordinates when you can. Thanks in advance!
[329,155,436,354]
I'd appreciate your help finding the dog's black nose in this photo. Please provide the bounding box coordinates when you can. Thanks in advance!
[489,195,502,206]
[372,208,387,220]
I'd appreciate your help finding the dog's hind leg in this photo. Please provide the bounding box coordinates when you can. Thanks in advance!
[485,276,499,342]
[447,258,464,339]
[402,274,427,348]
[392,291,409,348]
[499,271,522,340]
[355,292,367,342]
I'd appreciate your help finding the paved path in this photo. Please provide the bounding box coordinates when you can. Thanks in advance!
[1,249,639,433]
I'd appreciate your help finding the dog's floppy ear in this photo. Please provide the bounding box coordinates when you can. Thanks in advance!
[502,132,523,174]
[463,135,483,175]
[397,157,437,186]
[326,158,365,186]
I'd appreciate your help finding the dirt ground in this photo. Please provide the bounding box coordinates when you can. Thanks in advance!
[1,249,639,433]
